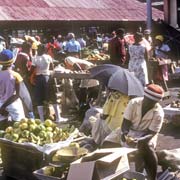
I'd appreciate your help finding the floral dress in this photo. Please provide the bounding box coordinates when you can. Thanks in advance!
[128,44,149,86]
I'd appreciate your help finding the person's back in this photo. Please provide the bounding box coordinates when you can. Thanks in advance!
[108,28,126,66]
[32,54,52,75]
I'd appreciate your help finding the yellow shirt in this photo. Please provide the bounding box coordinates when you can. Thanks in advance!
[103,91,129,130]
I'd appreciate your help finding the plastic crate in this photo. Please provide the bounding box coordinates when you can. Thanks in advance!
[0,139,49,180]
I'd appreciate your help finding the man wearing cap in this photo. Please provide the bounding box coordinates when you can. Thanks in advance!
[0,49,25,128]
[121,84,164,180]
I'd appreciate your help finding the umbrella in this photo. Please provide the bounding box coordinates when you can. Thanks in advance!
[89,64,121,86]
[89,64,144,97]
[108,69,144,97]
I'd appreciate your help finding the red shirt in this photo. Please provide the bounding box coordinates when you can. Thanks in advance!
[108,37,127,65]
[14,52,31,79]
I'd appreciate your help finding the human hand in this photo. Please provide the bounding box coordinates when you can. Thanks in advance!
[126,136,138,147]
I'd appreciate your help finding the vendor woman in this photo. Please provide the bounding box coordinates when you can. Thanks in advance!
[0,49,25,129]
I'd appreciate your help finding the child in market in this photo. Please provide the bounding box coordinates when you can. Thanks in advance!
[0,49,25,129]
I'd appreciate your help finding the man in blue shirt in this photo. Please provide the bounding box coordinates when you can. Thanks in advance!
[64,33,81,58]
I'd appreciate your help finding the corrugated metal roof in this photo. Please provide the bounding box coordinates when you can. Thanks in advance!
[0,0,164,21]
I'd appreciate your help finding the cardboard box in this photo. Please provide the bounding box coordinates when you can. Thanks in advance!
[67,147,136,180]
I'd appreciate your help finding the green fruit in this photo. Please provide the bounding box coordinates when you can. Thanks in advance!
[28,119,36,125]
[5,126,14,134]
[21,130,30,138]
[20,118,28,124]
[35,119,41,125]
[12,133,19,142]
[39,131,47,139]
[39,124,46,131]
[18,138,29,143]
[29,132,39,144]
[29,124,37,132]
[34,125,42,135]
[44,119,53,127]
[45,132,54,143]
[14,128,22,134]
[13,122,20,128]
[19,123,28,130]
[46,127,53,132]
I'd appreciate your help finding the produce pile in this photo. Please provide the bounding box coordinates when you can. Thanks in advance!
[82,48,110,61]
[0,118,75,145]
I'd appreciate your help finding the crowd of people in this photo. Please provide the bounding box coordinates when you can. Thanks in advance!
[0,26,174,180]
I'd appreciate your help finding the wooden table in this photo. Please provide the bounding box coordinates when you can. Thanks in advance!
[52,71,91,79]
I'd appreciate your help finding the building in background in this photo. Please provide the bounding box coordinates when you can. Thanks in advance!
[164,0,180,29]
[0,0,163,38]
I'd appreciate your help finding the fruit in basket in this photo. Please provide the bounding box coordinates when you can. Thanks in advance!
[19,123,28,130]
[2,118,72,145]
[38,131,47,139]
[28,118,36,125]
[29,124,36,132]
[46,127,53,132]
[20,118,28,124]
[12,133,19,142]
[13,122,20,128]
[39,124,46,131]
[18,138,29,143]
[21,130,30,138]
[44,119,53,127]
[5,126,13,134]
[35,119,41,125]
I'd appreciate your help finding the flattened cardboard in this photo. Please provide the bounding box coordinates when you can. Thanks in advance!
[67,147,136,180]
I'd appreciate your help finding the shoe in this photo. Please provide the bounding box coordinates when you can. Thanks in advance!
[56,117,69,123]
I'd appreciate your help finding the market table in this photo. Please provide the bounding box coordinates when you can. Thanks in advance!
[52,71,91,79]
[51,71,102,116]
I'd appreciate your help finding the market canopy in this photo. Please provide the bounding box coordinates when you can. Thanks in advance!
[0,0,163,22]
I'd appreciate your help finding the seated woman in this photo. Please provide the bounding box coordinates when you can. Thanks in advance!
[90,90,130,147]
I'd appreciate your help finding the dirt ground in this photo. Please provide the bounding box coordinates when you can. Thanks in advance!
[157,80,180,151]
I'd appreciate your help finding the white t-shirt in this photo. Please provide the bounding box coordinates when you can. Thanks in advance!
[32,54,53,75]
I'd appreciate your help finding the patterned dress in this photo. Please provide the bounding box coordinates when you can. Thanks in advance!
[128,44,149,86]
